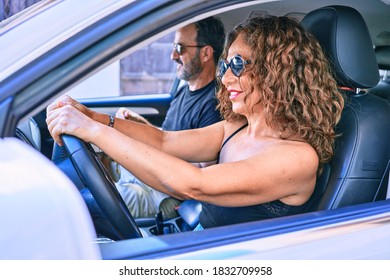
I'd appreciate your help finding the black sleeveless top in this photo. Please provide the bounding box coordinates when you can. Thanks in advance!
[199,123,310,229]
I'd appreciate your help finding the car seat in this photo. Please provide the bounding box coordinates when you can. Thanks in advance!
[369,46,390,102]
[301,5,390,211]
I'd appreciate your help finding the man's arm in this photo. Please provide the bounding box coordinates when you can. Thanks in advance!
[116,107,152,125]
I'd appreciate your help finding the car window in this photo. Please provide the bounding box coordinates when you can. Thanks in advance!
[379,69,389,82]
[67,31,177,99]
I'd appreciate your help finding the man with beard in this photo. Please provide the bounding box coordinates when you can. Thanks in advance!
[114,17,225,219]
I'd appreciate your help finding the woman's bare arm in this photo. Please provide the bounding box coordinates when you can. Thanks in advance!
[93,123,318,207]
[47,95,318,208]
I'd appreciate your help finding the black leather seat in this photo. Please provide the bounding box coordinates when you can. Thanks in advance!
[369,46,390,102]
[301,6,390,211]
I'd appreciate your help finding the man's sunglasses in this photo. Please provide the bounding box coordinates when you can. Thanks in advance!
[219,54,251,78]
[173,43,206,55]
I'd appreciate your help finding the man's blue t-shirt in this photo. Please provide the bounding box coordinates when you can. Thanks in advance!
[162,80,222,131]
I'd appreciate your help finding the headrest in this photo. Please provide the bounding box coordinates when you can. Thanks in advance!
[301,5,379,89]
[375,46,390,70]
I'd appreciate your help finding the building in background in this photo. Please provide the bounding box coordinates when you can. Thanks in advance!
[0,0,41,21]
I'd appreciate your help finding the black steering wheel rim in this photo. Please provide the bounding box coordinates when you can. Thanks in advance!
[61,134,142,240]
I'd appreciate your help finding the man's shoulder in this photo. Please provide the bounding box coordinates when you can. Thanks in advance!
[199,79,217,92]
[172,82,189,99]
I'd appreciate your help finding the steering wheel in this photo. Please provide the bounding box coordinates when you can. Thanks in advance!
[61,134,142,240]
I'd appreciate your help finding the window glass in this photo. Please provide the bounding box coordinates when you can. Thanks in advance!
[121,32,176,95]
[69,31,176,98]
[379,69,389,82]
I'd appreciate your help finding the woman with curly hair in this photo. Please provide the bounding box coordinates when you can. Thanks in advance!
[46,16,344,229]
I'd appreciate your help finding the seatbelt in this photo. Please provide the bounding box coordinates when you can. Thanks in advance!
[387,168,390,199]
[382,160,390,199]
[374,159,390,200]
[384,159,390,199]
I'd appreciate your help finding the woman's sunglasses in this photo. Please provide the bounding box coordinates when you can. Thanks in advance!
[173,43,206,55]
[219,54,251,77]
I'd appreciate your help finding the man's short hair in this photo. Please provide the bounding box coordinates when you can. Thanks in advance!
[194,17,226,64]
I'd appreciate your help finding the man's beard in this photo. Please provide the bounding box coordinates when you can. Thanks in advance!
[176,51,203,81]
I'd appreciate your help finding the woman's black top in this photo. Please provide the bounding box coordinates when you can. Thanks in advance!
[199,123,310,228]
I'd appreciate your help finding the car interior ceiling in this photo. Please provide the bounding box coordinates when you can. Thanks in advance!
[13,3,390,238]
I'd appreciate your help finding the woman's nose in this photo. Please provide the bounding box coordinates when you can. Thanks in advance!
[221,67,236,86]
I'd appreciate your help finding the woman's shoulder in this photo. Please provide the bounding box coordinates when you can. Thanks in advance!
[272,138,319,170]
[275,136,317,155]
[282,137,317,152]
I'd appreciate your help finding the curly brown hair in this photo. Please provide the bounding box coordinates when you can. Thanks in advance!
[217,16,344,170]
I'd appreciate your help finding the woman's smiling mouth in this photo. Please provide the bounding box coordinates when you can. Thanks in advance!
[229,89,242,100]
